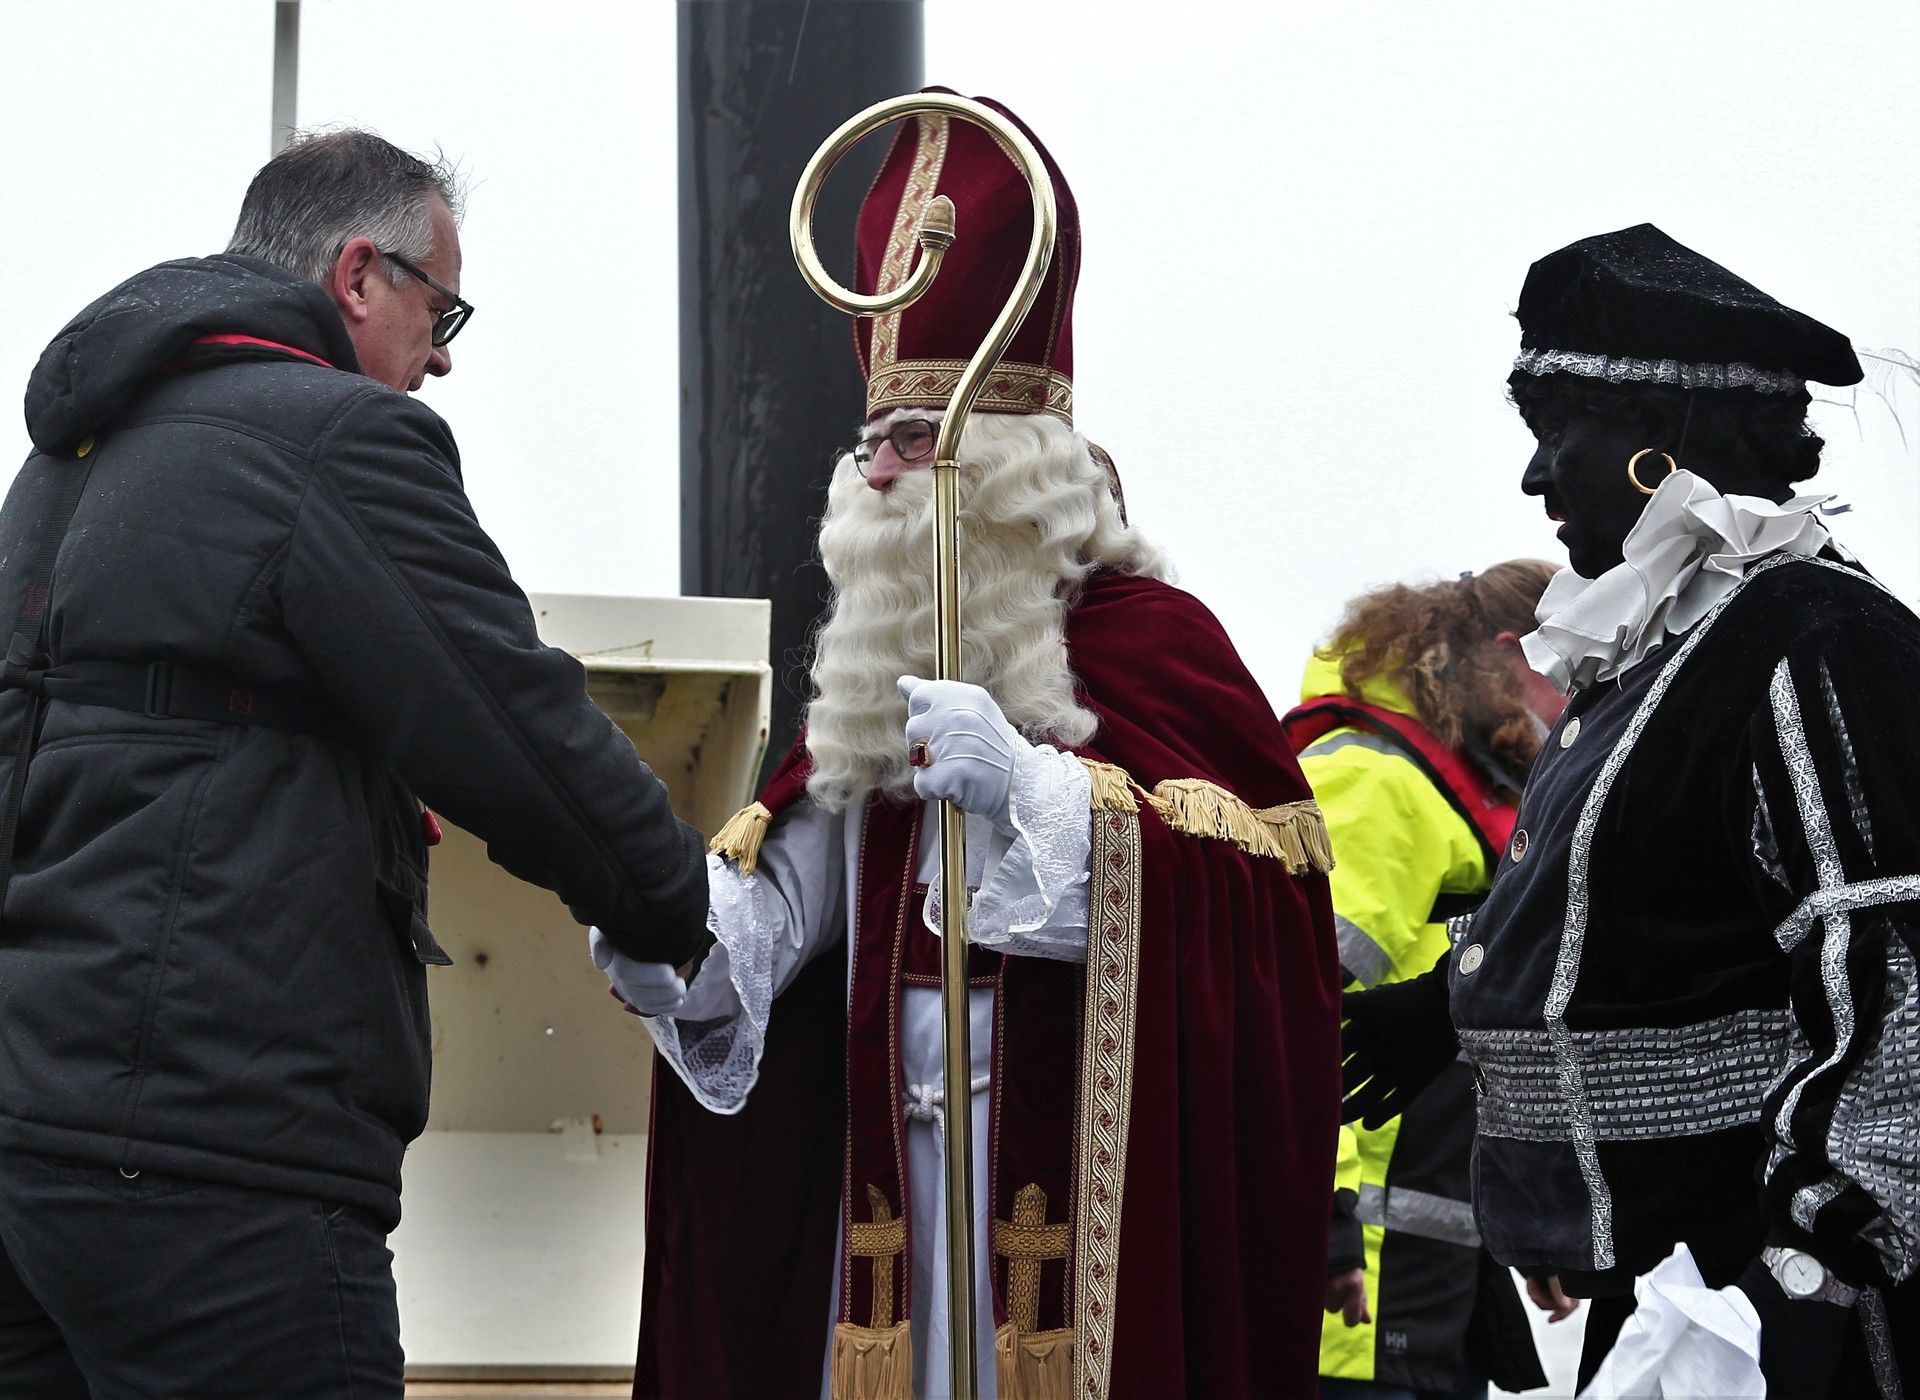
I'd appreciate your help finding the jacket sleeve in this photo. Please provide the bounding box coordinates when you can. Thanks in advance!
[1301,738,1481,988]
[279,389,709,966]
[1328,1124,1366,1274]
[1744,612,1920,1288]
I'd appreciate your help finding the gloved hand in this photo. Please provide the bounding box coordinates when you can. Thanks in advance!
[898,676,1023,829]
[589,926,686,1017]
[1341,961,1459,1128]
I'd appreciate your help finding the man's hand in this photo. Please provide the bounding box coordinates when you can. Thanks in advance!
[1325,1267,1371,1327]
[1525,1272,1580,1323]
[898,676,1022,828]
[589,926,687,1017]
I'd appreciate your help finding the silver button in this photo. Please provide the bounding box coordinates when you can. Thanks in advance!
[1560,717,1580,748]
[1459,943,1485,975]
[1511,829,1529,862]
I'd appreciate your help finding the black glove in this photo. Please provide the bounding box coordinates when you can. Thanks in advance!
[1735,1259,1851,1399]
[1341,961,1458,1129]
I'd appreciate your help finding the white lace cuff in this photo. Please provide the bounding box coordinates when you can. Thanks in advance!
[924,743,1091,962]
[642,856,779,1115]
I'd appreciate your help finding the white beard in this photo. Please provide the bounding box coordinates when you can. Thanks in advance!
[803,411,1169,812]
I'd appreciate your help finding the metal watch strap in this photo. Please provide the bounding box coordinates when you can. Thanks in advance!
[1762,1246,1860,1307]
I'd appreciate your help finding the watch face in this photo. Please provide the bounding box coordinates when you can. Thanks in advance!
[1780,1251,1826,1298]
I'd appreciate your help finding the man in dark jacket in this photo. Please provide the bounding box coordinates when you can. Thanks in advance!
[0,130,708,1397]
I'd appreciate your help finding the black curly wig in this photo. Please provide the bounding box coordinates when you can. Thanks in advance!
[1508,370,1825,488]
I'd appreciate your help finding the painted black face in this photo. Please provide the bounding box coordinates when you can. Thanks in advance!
[1519,413,1664,579]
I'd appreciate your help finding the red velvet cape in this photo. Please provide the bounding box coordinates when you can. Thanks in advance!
[634,571,1340,1397]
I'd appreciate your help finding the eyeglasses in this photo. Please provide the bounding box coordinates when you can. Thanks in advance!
[380,249,474,347]
[851,418,938,476]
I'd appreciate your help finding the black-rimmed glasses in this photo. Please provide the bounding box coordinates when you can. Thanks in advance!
[381,249,474,347]
[852,418,938,476]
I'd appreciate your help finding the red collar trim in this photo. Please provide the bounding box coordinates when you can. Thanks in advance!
[192,334,336,369]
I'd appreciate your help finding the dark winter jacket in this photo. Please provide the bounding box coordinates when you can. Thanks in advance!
[0,255,709,1226]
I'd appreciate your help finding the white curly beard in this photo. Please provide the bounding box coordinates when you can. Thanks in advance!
[803,411,1169,812]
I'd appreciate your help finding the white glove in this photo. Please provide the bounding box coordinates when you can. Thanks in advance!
[588,926,687,1016]
[898,675,1024,829]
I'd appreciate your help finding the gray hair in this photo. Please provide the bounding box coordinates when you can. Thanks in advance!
[226,128,463,288]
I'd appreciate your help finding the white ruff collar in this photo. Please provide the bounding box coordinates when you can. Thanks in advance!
[1522,470,1833,693]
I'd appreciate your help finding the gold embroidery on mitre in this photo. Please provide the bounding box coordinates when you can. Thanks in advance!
[866,358,1074,425]
[707,801,772,876]
[847,1184,906,1330]
[830,1321,913,1400]
[996,1321,1075,1400]
[869,114,950,376]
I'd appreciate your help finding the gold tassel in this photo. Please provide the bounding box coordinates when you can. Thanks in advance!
[1282,800,1338,873]
[1079,759,1140,813]
[707,801,772,876]
[995,1323,1075,1400]
[830,1321,914,1400]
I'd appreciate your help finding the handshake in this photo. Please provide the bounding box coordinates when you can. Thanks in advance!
[591,676,1029,1018]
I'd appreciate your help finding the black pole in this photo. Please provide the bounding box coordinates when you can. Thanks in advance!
[679,0,925,786]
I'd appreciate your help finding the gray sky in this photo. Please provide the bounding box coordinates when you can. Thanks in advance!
[4,0,1916,702]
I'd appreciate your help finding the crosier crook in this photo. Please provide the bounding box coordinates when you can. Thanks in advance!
[790,93,1059,1400]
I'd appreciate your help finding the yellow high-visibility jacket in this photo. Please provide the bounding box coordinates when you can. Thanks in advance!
[1300,655,1503,1390]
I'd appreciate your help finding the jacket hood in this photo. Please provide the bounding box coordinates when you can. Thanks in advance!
[1298,648,1419,717]
[24,254,361,454]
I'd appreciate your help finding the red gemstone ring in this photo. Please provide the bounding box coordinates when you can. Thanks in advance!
[908,740,932,768]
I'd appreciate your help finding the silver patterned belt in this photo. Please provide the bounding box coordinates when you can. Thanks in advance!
[1461,1009,1795,1143]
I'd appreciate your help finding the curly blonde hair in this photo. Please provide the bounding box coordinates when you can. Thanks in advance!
[1324,559,1558,780]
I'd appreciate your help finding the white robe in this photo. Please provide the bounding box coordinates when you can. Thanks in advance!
[645,744,1093,1399]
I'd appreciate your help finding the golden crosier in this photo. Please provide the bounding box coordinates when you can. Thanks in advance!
[791,93,1059,1400]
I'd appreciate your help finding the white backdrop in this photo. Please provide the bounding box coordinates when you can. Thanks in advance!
[2,0,1917,708]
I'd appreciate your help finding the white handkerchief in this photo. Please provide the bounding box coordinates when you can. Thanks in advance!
[1523,469,1832,693]
[1579,1244,1765,1399]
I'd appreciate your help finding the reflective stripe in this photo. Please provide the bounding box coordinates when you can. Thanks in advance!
[1355,1181,1481,1248]
[1335,914,1394,988]
[1300,731,1412,763]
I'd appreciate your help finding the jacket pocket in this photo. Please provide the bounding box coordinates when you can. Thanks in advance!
[375,872,452,967]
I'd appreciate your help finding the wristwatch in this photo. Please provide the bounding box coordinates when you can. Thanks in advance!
[1761,1246,1859,1307]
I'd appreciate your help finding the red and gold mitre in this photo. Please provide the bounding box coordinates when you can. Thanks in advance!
[852,89,1080,424]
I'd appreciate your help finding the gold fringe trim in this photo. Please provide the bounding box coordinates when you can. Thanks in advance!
[1264,798,1337,874]
[996,1323,1075,1400]
[1145,780,1334,875]
[830,1321,914,1400]
[706,801,772,876]
[1079,759,1139,814]
[1078,761,1334,876]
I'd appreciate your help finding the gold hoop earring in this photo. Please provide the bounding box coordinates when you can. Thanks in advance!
[1626,448,1678,496]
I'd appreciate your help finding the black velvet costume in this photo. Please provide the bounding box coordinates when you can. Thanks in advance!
[1452,548,1920,1385]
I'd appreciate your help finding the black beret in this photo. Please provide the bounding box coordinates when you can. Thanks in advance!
[1515,223,1861,390]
